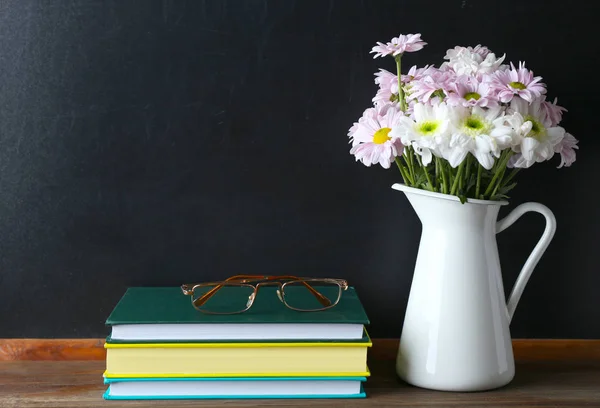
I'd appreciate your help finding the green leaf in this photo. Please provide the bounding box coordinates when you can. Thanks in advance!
[498,182,518,195]
[490,193,510,201]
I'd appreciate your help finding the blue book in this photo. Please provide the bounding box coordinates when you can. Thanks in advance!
[103,376,367,400]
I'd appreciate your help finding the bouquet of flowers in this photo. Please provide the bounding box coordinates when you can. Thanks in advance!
[348,33,578,202]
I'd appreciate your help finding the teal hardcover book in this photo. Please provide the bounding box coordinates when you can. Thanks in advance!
[106,286,369,341]
[102,377,367,400]
[107,286,369,325]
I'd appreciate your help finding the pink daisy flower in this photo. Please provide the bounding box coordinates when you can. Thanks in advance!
[554,132,578,168]
[490,62,546,103]
[407,68,455,104]
[371,33,427,58]
[541,97,567,127]
[372,69,399,106]
[349,104,405,169]
[373,66,437,106]
[401,64,433,83]
[446,75,499,108]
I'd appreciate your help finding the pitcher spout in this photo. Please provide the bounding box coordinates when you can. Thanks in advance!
[392,183,506,229]
[391,183,509,207]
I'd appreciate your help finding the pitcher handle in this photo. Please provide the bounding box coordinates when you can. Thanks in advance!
[496,202,557,323]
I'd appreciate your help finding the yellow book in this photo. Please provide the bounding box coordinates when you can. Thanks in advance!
[104,339,371,378]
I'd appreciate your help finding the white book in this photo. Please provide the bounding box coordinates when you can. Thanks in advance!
[110,323,365,341]
[103,377,366,399]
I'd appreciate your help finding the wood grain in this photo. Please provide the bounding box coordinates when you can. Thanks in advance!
[512,339,600,362]
[1,358,599,407]
[2,338,600,361]
[1,339,600,407]
[370,339,600,362]
[0,339,106,361]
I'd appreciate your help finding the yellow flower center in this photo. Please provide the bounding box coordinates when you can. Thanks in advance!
[373,127,392,144]
[464,92,481,101]
[417,121,439,135]
[462,115,490,137]
[524,115,547,141]
[509,81,527,90]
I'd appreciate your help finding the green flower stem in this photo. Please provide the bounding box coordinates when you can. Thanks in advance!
[408,147,415,177]
[415,153,435,192]
[450,161,465,195]
[403,151,414,185]
[464,154,472,186]
[405,156,416,185]
[490,166,506,198]
[483,170,501,198]
[493,167,520,199]
[395,157,411,185]
[501,168,520,186]
[484,151,512,198]
[475,163,483,198]
[408,147,417,185]
[449,163,455,192]
[413,150,422,166]
[436,157,449,194]
[443,160,450,194]
[395,55,407,112]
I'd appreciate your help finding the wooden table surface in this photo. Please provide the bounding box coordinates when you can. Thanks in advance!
[1,351,600,407]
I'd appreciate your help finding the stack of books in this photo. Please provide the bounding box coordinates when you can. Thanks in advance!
[102,286,371,400]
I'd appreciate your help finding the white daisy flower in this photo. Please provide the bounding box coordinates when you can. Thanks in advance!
[506,98,565,168]
[442,45,506,77]
[389,102,452,165]
[446,106,515,169]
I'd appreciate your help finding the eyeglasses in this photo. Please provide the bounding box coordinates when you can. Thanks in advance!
[181,275,348,314]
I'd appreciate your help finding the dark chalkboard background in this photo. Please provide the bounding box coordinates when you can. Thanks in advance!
[1,0,599,339]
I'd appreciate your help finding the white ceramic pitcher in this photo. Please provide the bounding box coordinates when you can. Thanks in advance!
[392,183,556,392]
